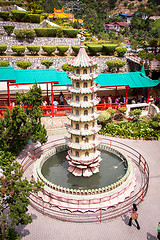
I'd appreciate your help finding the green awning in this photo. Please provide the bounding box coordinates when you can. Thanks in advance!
[0,67,159,88]
[96,71,160,88]
[0,66,16,82]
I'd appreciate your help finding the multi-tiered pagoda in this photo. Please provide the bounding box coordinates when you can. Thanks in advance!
[66,34,102,177]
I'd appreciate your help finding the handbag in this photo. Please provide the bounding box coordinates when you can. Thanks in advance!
[131,212,138,220]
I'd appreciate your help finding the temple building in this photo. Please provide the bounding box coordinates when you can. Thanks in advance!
[66,34,102,177]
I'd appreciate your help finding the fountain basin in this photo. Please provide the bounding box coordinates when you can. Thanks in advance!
[34,144,136,212]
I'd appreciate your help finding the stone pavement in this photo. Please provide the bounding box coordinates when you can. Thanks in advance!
[17,133,160,240]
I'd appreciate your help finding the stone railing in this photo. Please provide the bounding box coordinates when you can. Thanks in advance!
[148,103,160,116]
[126,103,149,117]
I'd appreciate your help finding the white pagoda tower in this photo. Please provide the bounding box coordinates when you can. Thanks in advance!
[66,34,102,177]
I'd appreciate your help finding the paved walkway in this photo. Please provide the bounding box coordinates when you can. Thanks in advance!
[17,134,160,240]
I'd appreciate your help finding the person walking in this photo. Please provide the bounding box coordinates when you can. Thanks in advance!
[128,203,140,230]
[59,91,64,105]
[157,222,160,240]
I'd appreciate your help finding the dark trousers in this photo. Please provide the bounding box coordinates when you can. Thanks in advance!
[129,217,140,229]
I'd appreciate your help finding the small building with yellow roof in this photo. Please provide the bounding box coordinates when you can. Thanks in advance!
[49,8,83,24]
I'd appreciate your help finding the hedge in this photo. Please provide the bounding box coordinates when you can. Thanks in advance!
[87,44,102,56]
[102,44,118,55]
[0,60,10,67]
[11,46,25,55]
[27,45,40,55]
[34,28,57,37]
[41,60,53,68]
[115,47,127,57]
[16,60,32,69]
[57,45,69,55]
[14,29,36,38]
[62,29,78,38]
[11,10,28,22]
[0,45,7,54]
[42,45,57,55]
[0,11,10,21]
[71,45,88,54]
[28,14,44,23]
[3,25,15,36]
[0,1,13,6]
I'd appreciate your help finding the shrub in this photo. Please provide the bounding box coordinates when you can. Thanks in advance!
[150,121,160,129]
[115,47,127,57]
[97,111,111,123]
[118,107,127,113]
[0,45,7,54]
[71,45,88,54]
[87,44,102,56]
[27,45,40,55]
[107,108,116,116]
[0,60,10,67]
[42,45,56,55]
[62,63,73,72]
[16,60,32,69]
[102,44,118,55]
[129,109,142,121]
[34,28,57,37]
[28,14,44,23]
[41,60,53,68]
[106,60,126,72]
[11,10,27,22]
[72,45,88,53]
[57,45,69,55]
[0,11,10,21]
[14,29,35,38]
[155,53,160,61]
[3,25,15,36]
[11,46,25,55]
[62,29,78,38]
[56,28,63,37]
[0,1,13,6]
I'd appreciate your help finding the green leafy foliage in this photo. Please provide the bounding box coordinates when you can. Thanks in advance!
[27,45,40,55]
[0,84,47,154]
[102,44,118,55]
[0,11,10,21]
[62,63,73,72]
[14,29,36,38]
[28,14,44,23]
[0,155,43,238]
[0,45,7,54]
[11,46,25,56]
[3,25,15,36]
[41,60,53,68]
[97,111,111,122]
[155,53,160,61]
[34,28,57,37]
[71,45,88,54]
[129,109,142,121]
[106,60,126,72]
[16,60,32,69]
[87,44,102,56]
[99,120,160,140]
[0,60,10,67]
[11,10,27,22]
[57,45,69,55]
[42,45,56,55]
[118,107,127,113]
[62,29,78,38]
[115,47,127,57]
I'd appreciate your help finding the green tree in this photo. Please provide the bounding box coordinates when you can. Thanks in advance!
[0,84,47,155]
[0,153,43,240]
[106,60,126,72]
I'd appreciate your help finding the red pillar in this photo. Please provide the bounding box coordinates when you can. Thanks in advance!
[7,82,11,107]
[147,87,151,104]
[46,83,49,104]
[125,87,128,106]
[51,83,54,117]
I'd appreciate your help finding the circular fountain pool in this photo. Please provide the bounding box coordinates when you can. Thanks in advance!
[41,150,126,190]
